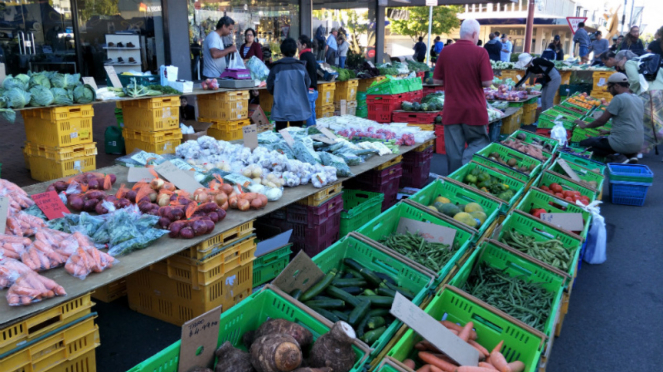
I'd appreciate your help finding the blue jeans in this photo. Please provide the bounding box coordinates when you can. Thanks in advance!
[579,45,589,57]
[339,57,346,69]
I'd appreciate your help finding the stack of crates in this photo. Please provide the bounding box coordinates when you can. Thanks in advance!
[122,96,182,154]
[356,91,368,118]
[591,71,613,97]
[0,294,100,372]
[366,93,407,123]
[345,158,403,211]
[334,100,358,116]
[253,244,292,288]
[500,107,523,134]
[334,79,358,104]
[357,75,386,92]
[521,97,538,125]
[400,140,434,188]
[22,105,97,181]
[256,184,344,257]
[315,82,336,118]
[199,90,251,140]
[127,221,257,326]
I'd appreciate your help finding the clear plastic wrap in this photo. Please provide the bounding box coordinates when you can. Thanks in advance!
[319,152,353,177]
[7,270,66,306]
[5,211,47,237]
[292,138,321,165]
[64,232,116,279]
[246,56,270,81]
[0,233,31,259]
[0,257,33,288]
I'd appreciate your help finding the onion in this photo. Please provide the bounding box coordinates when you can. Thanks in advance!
[149,191,157,203]
[191,220,208,236]
[209,212,219,223]
[54,181,68,192]
[162,182,176,191]
[217,208,227,221]
[237,199,250,211]
[69,195,84,211]
[157,193,171,207]
[250,198,264,210]
[46,185,57,192]
[221,184,234,195]
[193,188,209,203]
[215,192,228,206]
[180,226,195,239]
[126,190,137,203]
[229,197,238,209]
[88,178,100,190]
[83,199,98,212]
[171,208,184,221]
[203,219,215,231]
[158,217,171,229]
[150,178,165,190]
[220,201,229,211]
[109,174,117,184]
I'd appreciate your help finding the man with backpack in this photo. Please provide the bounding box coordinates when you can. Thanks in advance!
[315,25,326,61]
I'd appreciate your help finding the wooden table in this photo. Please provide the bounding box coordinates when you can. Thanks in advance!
[0,146,416,327]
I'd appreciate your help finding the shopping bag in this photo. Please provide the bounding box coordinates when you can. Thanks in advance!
[228,51,246,69]
[581,201,606,264]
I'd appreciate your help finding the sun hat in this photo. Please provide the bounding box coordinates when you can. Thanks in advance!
[515,53,534,68]
[607,72,628,83]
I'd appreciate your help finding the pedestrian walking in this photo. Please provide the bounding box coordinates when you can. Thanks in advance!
[573,22,590,64]
[413,37,427,63]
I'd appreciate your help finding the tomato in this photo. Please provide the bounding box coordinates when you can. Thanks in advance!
[530,208,546,218]
[540,185,550,192]
[555,192,565,199]
[550,183,563,193]
[563,190,574,198]
[580,196,590,205]
[565,197,575,202]
[573,191,582,198]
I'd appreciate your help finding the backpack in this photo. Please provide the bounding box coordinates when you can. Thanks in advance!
[430,45,436,57]
[637,53,662,81]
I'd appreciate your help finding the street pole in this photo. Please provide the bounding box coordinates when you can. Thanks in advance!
[628,0,635,28]
[524,0,535,53]
[622,0,627,33]
[426,5,433,65]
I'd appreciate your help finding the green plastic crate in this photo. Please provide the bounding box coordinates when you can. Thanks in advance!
[550,158,604,195]
[497,211,583,280]
[367,78,407,95]
[554,105,585,119]
[449,240,566,340]
[312,234,435,357]
[127,286,370,372]
[515,188,592,239]
[570,126,602,143]
[535,170,596,202]
[406,77,423,92]
[408,178,501,239]
[507,130,559,154]
[508,101,525,107]
[339,190,384,237]
[474,143,543,182]
[355,201,475,283]
[253,244,292,287]
[374,358,406,372]
[448,161,526,212]
[557,151,607,173]
[386,285,544,372]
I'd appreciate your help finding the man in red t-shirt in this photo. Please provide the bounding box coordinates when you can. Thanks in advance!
[433,19,494,173]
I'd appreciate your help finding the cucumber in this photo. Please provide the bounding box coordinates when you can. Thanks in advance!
[345,268,364,279]
[385,282,416,300]
[331,310,349,322]
[363,289,377,296]
[357,295,394,307]
[343,258,382,286]
[304,299,345,309]
[332,278,367,287]
[300,269,338,302]
[375,272,396,285]
[377,287,396,297]
[348,299,371,326]
[290,289,302,300]
[342,273,355,279]
[340,286,363,295]
[361,326,387,344]
[368,308,391,317]
[356,313,371,338]
[310,307,340,322]
[325,286,361,307]
[312,295,336,301]
[367,316,386,329]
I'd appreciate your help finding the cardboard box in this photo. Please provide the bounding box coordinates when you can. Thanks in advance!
[181,120,212,141]
[249,104,270,126]
[168,80,193,93]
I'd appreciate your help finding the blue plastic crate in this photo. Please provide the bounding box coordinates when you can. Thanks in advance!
[607,163,654,183]
[609,180,651,206]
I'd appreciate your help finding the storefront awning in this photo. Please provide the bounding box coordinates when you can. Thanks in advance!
[384,0,517,6]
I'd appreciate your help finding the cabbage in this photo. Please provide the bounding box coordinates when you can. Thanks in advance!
[0,109,16,123]
[73,84,95,103]
[66,73,81,87]
[29,85,54,106]
[15,74,30,87]
[2,76,28,91]
[50,73,66,88]
[29,73,51,89]
[4,87,31,108]
[50,87,73,105]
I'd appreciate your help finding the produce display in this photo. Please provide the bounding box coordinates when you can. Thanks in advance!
[292,258,413,344]
[500,229,574,272]
[484,85,528,101]
[482,151,537,175]
[501,138,549,160]
[460,169,515,202]
[426,198,487,230]
[404,323,526,372]
[108,78,180,98]
[460,264,554,332]
[538,183,591,205]
[565,94,601,109]
[379,232,459,273]
[331,66,357,82]
[490,61,518,70]
[405,60,430,73]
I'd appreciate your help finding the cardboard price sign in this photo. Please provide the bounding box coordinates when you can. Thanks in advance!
[243,124,258,149]
[82,77,98,90]
[556,159,580,181]
[127,167,156,182]
[104,66,123,88]
[32,191,69,220]
[155,161,205,195]
[396,217,457,245]
[272,251,325,294]
[279,129,295,147]
[178,306,222,372]
[0,197,9,233]
[540,213,584,231]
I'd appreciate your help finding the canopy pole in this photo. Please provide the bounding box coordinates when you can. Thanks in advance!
[524,0,535,53]
[426,6,433,64]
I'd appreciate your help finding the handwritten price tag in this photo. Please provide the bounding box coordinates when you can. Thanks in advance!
[178,306,222,372]
[243,124,258,149]
[32,191,69,220]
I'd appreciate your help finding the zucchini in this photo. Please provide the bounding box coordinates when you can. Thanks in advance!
[310,307,340,322]
[368,308,390,317]
[345,268,364,279]
[348,299,371,326]
[290,289,302,300]
[340,286,363,295]
[343,258,382,286]
[325,286,361,307]
[331,310,349,322]
[312,295,336,301]
[377,286,396,297]
[363,289,377,296]
[357,295,394,307]
[304,299,345,309]
[385,282,416,300]
[332,278,367,287]
[361,326,387,344]
[375,272,396,285]
[356,313,371,338]
[300,269,338,302]
[367,316,387,329]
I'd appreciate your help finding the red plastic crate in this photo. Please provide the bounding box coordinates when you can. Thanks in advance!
[401,159,432,188]
[403,145,434,164]
[392,110,441,124]
[368,110,393,123]
[290,213,341,257]
[411,90,423,103]
[423,85,444,96]
[366,93,407,106]
[416,71,426,83]
[345,163,403,192]
[381,188,399,211]
[286,193,344,228]
[435,125,446,154]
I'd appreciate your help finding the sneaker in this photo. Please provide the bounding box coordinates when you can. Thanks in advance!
[117,42,124,47]
[127,42,135,48]
[628,157,639,164]
[606,154,629,164]
[117,57,124,63]
[108,42,115,47]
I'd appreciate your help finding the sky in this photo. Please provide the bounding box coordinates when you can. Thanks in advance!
[609,0,663,34]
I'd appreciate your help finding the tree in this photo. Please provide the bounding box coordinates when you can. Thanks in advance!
[388,6,461,42]
[313,10,372,54]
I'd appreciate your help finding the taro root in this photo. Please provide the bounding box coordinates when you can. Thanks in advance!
[248,320,313,349]
[308,321,357,372]
[187,368,213,372]
[214,341,255,372]
[250,334,302,372]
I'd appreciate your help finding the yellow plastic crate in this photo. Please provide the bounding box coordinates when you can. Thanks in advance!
[523,102,538,113]
[124,138,180,155]
[500,108,523,134]
[198,91,250,121]
[92,278,127,303]
[127,261,254,326]
[120,95,180,109]
[522,108,537,125]
[22,145,30,170]
[208,127,244,141]
[21,105,93,122]
[0,315,99,372]
[296,182,343,206]
[259,90,274,112]
[198,90,250,102]
[122,128,183,143]
[25,142,98,162]
[151,236,256,289]
[414,139,435,152]
[376,155,403,170]
[334,79,359,103]
[176,220,255,260]
[0,294,93,354]
[407,123,434,131]
[23,116,93,148]
[122,106,180,132]
[593,71,613,91]
[28,152,96,182]
[357,76,386,92]
[202,118,251,132]
[560,71,572,85]
[316,82,336,106]
[334,100,358,110]
[315,104,334,116]
[49,348,96,372]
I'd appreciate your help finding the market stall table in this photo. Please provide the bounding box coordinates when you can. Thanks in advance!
[0,145,416,327]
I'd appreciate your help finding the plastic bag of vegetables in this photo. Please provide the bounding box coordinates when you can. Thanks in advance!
[319,152,353,177]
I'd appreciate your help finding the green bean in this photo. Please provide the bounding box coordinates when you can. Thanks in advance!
[379,232,457,273]
[500,229,573,271]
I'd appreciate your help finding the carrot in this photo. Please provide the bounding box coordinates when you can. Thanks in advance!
[429,365,444,372]
[478,363,497,370]
[416,365,431,372]
[416,340,441,352]
[403,359,416,369]
[468,340,490,358]
[491,341,503,355]
[441,321,477,340]
[418,352,457,372]
[458,322,473,342]
[506,362,524,372]
[455,367,497,372]
[488,351,509,372]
